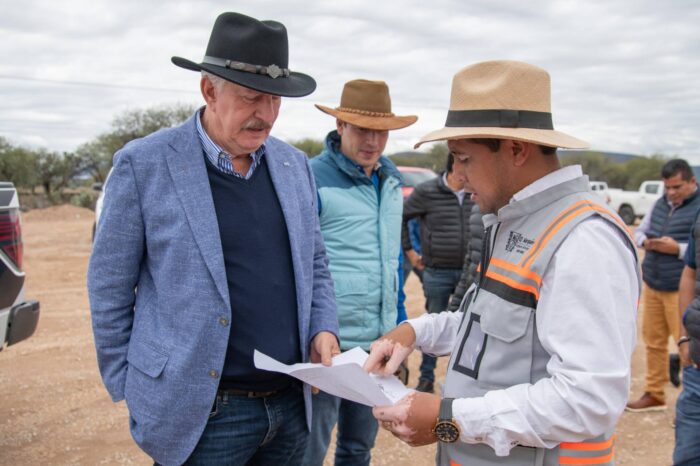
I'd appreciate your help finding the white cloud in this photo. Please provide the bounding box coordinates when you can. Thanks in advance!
[1,0,699,162]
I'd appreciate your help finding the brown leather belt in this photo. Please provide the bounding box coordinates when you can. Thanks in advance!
[217,384,292,398]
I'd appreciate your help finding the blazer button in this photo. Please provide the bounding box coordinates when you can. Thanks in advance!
[219,317,229,326]
[209,369,219,379]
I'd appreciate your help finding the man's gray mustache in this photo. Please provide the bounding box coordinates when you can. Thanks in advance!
[243,119,272,130]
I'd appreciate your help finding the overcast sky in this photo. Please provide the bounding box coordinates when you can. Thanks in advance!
[2,0,700,162]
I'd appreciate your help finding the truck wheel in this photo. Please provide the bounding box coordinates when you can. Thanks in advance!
[619,205,635,225]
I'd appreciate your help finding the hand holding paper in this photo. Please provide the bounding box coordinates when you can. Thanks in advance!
[254,347,412,407]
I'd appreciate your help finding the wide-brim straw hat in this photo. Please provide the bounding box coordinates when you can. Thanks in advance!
[172,12,316,97]
[415,60,588,149]
[316,79,417,131]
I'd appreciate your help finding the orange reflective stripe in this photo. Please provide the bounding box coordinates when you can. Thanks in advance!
[520,200,634,270]
[450,461,462,466]
[489,257,542,287]
[559,450,614,465]
[588,205,635,243]
[560,436,614,451]
[520,200,590,268]
[485,268,540,300]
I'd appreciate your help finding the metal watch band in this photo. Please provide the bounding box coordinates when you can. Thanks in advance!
[440,397,454,421]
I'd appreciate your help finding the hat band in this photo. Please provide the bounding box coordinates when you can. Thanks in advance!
[202,56,290,79]
[445,109,553,129]
[336,106,395,117]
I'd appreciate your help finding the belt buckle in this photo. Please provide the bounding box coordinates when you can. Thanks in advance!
[248,390,275,398]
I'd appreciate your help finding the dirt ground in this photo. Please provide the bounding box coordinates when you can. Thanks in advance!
[0,205,678,465]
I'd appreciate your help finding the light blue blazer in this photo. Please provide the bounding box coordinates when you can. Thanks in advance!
[87,113,338,466]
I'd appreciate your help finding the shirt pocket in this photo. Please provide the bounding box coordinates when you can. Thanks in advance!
[468,297,535,389]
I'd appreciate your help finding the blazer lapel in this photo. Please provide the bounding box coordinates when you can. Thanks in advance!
[267,145,302,257]
[165,117,230,308]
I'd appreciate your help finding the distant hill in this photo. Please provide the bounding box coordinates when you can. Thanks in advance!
[561,149,700,179]
[559,150,642,163]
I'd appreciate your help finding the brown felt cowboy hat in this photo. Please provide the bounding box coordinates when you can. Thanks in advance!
[172,12,316,97]
[316,79,417,131]
[415,60,588,149]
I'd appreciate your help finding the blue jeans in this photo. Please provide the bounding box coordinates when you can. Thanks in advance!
[674,366,700,465]
[302,390,379,466]
[182,385,308,466]
[419,267,462,383]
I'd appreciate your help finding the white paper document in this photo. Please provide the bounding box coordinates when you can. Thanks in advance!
[253,347,412,407]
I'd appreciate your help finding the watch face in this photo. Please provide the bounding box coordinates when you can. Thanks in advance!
[434,420,459,443]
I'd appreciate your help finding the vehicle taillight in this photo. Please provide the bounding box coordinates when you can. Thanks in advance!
[0,210,22,270]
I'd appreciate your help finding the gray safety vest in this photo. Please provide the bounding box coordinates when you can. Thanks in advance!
[439,176,640,466]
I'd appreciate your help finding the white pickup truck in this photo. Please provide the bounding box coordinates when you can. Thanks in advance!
[590,181,612,204]
[0,182,40,350]
[607,180,664,225]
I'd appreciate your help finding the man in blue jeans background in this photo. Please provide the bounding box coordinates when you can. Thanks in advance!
[401,153,474,393]
[675,211,700,465]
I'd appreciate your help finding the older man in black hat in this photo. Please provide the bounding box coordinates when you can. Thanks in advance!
[88,12,339,466]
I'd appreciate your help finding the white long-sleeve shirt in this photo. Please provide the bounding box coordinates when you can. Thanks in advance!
[408,166,640,455]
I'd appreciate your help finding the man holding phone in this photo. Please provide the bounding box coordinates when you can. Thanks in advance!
[628,159,700,412]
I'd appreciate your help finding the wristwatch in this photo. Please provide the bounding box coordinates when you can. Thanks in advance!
[678,336,691,346]
[433,398,460,443]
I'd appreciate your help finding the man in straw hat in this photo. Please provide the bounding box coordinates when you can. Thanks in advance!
[301,79,416,466]
[88,12,339,466]
[364,60,641,465]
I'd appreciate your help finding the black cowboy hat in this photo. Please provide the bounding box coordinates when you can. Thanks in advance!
[172,12,316,97]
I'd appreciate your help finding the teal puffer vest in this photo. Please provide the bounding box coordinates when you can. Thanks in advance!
[310,131,403,350]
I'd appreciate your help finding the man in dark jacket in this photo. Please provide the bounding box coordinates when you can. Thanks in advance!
[401,153,474,393]
[447,201,484,312]
[627,159,700,412]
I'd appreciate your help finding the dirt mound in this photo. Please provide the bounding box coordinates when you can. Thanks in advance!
[22,204,94,222]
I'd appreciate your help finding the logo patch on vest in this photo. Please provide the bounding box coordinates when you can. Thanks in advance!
[505,231,535,253]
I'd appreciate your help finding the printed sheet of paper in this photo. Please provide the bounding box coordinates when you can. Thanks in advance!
[254,347,412,407]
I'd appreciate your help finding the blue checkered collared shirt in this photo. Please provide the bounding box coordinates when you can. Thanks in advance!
[196,108,265,179]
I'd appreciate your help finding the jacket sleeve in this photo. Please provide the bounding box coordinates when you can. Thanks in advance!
[305,157,340,344]
[87,153,144,402]
[448,251,472,312]
[448,203,483,311]
[401,187,427,251]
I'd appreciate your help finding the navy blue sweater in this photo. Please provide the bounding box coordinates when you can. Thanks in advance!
[206,156,300,390]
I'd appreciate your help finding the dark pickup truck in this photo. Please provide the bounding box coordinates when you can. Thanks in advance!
[0,182,40,350]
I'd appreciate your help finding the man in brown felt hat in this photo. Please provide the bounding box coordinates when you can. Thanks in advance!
[301,79,416,466]
[364,60,641,465]
[88,12,340,466]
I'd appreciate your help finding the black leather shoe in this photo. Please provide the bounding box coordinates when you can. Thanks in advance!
[670,353,681,388]
[416,379,434,393]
